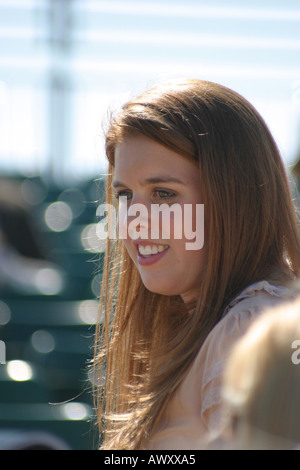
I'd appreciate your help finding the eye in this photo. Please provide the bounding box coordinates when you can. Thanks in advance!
[114,189,132,201]
[153,189,177,201]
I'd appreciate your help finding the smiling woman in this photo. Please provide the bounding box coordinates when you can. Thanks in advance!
[93,78,300,450]
[112,136,206,301]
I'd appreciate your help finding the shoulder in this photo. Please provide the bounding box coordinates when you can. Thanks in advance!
[221,280,295,322]
[212,281,295,346]
[202,280,294,365]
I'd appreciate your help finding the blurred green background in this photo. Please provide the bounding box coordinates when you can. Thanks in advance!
[0,174,105,449]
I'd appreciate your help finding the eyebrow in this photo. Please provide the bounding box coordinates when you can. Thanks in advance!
[112,175,186,188]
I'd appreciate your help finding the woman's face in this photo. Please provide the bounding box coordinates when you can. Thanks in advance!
[113,135,207,303]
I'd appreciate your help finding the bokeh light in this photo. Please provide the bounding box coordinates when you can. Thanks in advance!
[61,402,90,421]
[78,299,99,324]
[81,223,106,253]
[31,330,55,354]
[44,201,73,232]
[0,301,11,325]
[91,273,102,298]
[33,267,64,296]
[7,360,33,382]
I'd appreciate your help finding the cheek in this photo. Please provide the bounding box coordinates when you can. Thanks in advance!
[117,200,129,240]
[121,236,135,259]
[181,202,205,252]
[153,208,184,240]
[172,236,206,275]
[116,208,135,259]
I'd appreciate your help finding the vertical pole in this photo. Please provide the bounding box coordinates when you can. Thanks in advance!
[47,0,72,184]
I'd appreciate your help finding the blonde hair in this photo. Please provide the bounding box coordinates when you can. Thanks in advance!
[94,79,300,449]
[221,296,300,449]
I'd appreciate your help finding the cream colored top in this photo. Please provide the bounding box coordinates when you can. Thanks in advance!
[146,281,295,450]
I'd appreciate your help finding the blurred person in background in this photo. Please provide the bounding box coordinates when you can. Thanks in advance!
[0,175,63,295]
[217,296,300,450]
[93,78,300,450]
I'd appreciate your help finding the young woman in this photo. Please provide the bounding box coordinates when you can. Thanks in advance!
[93,78,300,450]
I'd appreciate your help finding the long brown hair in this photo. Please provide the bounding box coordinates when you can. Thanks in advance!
[93,79,300,449]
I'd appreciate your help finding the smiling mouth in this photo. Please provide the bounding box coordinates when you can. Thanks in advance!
[137,244,169,257]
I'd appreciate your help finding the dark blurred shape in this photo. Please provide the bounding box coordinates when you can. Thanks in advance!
[0,175,47,260]
[0,175,64,295]
[0,429,71,450]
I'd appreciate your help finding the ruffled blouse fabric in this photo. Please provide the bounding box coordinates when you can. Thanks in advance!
[147,281,295,450]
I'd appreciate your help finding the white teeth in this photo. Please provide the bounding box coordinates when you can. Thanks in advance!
[138,244,168,256]
[158,245,166,252]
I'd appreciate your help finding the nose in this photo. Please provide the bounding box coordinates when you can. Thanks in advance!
[118,194,151,241]
[128,201,150,240]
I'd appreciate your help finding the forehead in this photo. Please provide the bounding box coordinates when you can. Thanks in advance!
[114,136,199,183]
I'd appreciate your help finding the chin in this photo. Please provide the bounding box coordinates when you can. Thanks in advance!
[141,278,181,297]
